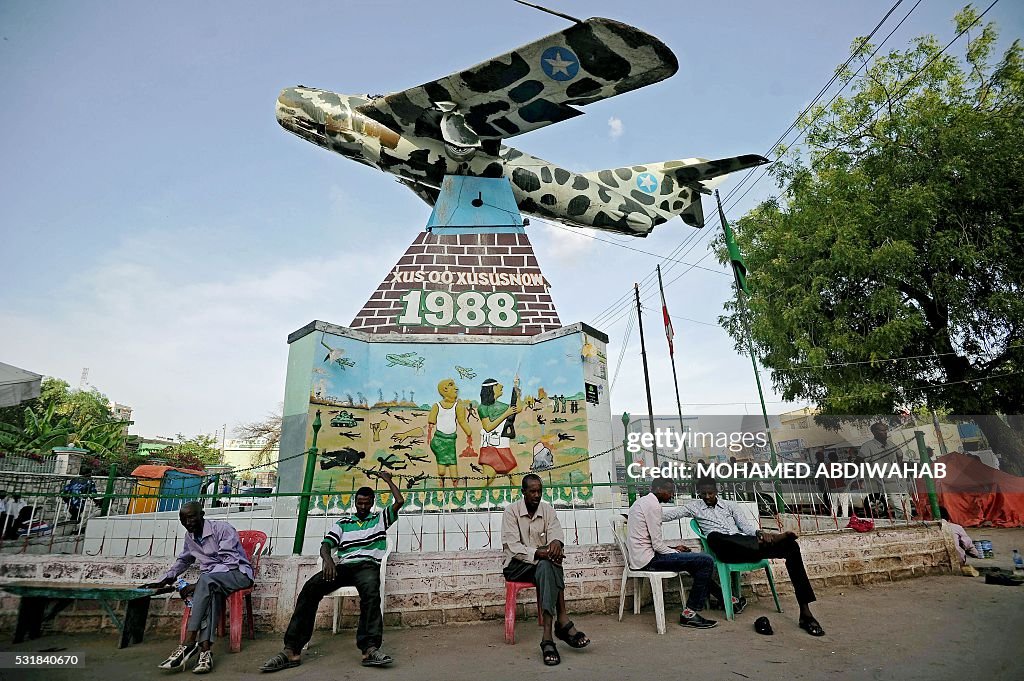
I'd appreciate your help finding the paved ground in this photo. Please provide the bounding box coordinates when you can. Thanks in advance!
[2,528,1022,681]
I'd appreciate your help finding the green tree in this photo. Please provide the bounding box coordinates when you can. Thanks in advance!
[720,7,1024,474]
[0,378,130,458]
[162,434,222,470]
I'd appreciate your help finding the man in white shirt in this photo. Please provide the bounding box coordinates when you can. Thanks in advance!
[859,421,915,517]
[627,478,717,628]
[681,477,825,637]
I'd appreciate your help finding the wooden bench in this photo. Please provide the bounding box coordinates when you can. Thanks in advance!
[0,581,161,648]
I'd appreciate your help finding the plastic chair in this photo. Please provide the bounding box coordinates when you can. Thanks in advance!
[504,580,544,644]
[610,519,685,635]
[325,538,392,634]
[179,530,267,653]
[689,518,782,620]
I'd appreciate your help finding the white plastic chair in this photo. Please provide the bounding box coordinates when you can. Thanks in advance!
[610,519,686,635]
[324,537,392,634]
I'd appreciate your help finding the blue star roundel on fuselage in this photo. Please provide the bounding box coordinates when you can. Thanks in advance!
[540,46,579,81]
[636,172,659,193]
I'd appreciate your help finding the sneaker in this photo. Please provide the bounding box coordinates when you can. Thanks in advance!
[733,596,748,614]
[192,651,212,674]
[158,643,198,670]
[679,612,718,629]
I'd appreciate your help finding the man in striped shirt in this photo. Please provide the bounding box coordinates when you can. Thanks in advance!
[260,470,403,672]
[682,477,825,637]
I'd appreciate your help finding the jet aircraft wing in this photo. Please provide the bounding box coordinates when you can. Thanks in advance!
[354,17,677,148]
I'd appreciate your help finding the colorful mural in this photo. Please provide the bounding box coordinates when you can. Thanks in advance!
[304,330,594,493]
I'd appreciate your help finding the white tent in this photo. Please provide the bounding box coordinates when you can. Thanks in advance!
[0,362,42,408]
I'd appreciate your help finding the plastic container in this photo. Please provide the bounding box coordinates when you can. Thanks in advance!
[1013,549,1023,575]
[973,541,986,558]
[981,540,994,559]
[174,577,193,608]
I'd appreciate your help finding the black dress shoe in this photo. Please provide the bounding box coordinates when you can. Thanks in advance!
[679,612,718,629]
[754,616,773,635]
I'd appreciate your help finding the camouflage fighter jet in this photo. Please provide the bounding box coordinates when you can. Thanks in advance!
[276,14,767,237]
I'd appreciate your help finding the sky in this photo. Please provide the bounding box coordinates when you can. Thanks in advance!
[1,1,1021,440]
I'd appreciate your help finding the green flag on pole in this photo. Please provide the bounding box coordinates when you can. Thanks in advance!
[716,190,750,295]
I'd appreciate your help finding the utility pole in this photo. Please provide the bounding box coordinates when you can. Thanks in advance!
[635,283,658,466]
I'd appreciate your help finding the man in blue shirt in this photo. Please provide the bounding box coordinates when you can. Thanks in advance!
[143,502,254,673]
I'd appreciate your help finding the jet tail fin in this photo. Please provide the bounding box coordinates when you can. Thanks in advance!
[582,154,768,227]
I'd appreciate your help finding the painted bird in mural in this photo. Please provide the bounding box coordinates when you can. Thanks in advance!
[276,8,767,236]
[320,447,365,471]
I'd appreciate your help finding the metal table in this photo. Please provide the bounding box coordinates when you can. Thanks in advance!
[0,581,161,648]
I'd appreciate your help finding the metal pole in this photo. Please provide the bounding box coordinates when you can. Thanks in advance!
[716,190,783,514]
[634,283,659,465]
[292,411,322,555]
[931,410,948,456]
[621,412,636,507]
[915,430,941,520]
[657,265,688,466]
[100,462,117,516]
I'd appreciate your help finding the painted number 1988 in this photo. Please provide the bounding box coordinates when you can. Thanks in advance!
[396,290,519,328]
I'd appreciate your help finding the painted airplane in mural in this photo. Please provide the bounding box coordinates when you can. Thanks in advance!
[385,352,426,370]
[276,11,768,237]
[454,366,477,380]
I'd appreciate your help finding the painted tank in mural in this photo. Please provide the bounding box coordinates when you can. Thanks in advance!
[276,15,767,236]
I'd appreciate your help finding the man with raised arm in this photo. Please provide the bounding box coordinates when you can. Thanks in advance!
[260,470,403,672]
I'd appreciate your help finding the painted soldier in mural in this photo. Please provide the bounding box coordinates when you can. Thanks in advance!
[427,378,475,486]
[478,377,525,485]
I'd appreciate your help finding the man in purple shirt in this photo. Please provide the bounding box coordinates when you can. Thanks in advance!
[143,502,254,674]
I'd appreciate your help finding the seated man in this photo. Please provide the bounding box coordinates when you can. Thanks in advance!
[682,477,825,636]
[940,507,981,576]
[260,470,403,672]
[502,473,590,666]
[626,478,718,628]
[143,502,255,674]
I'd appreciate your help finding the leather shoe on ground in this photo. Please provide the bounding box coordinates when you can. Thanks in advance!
[679,612,718,629]
[754,616,773,635]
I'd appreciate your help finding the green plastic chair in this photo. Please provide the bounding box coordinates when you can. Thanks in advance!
[690,518,783,620]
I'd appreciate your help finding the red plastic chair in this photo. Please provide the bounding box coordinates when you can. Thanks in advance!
[179,530,267,653]
[504,581,544,645]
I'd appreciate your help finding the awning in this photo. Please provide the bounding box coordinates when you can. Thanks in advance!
[0,362,42,408]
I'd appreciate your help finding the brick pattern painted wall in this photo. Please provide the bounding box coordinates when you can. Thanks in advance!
[350,232,561,336]
[0,524,957,635]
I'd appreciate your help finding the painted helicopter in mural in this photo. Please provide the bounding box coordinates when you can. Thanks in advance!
[276,8,768,237]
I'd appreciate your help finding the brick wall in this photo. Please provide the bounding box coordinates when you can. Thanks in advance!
[350,232,561,336]
[0,524,957,636]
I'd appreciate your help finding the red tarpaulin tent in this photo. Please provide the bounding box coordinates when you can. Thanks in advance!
[916,451,1024,527]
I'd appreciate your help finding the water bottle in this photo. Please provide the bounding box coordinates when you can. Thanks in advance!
[1013,549,1024,576]
[174,577,193,608]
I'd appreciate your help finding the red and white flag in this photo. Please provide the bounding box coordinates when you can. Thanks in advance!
[660,282,675,358]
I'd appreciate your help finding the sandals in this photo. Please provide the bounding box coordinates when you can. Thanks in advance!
[540,640,560,666]
[361,647,394,667]
[259,652,301,673]
[799,618,826,637]
[554,620,590,648]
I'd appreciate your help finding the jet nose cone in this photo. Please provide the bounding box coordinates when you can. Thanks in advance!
[276,87,326,146]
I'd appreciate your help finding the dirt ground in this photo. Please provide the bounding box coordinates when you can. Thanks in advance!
[3,528,1023,681]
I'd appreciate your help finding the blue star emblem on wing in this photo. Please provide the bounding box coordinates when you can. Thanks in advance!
[540,46,579,81]
[636,172,659,193]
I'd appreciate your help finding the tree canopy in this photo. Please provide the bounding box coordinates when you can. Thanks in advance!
[720,7,1024,473]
